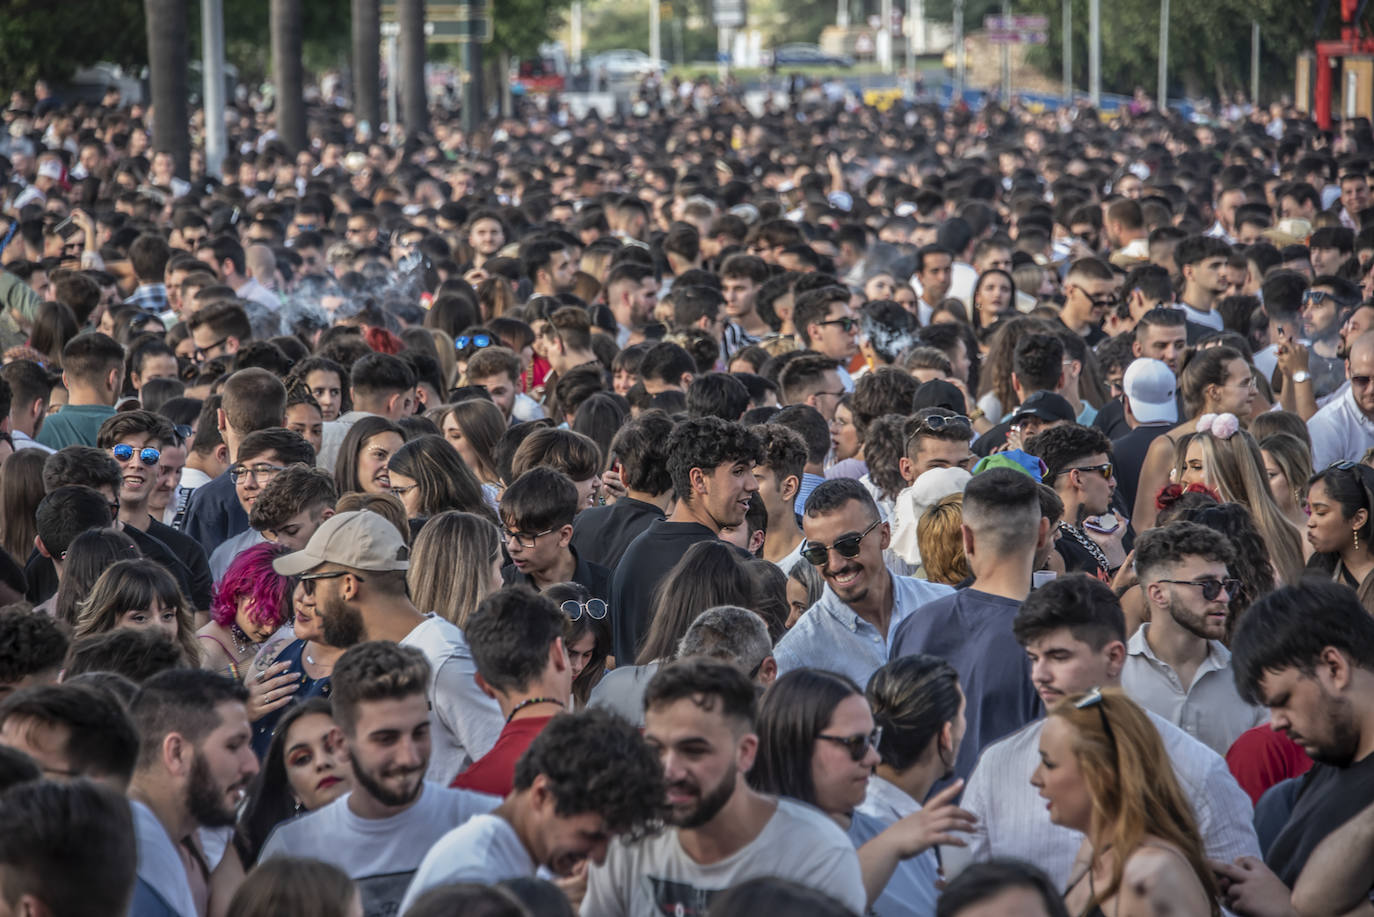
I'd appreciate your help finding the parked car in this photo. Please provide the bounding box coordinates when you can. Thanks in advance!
[769,43,853,68]
[587,49,667,80]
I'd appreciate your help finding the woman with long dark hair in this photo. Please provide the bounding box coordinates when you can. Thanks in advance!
[1304,461,1374,614]
[333,415,405,496]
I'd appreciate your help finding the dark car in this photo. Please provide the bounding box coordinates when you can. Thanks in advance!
[769,43,853,68]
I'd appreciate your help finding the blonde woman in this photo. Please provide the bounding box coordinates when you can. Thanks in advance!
[1193,414,1305,585]
[408,511,504,628]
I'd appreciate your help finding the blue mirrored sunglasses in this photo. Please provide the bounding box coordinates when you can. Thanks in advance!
[112,444,160,466]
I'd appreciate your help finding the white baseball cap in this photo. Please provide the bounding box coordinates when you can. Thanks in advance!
[1122,358,1178,425]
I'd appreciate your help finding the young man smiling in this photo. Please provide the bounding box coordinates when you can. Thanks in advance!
[609,417,761,662]
[583,658,866,915]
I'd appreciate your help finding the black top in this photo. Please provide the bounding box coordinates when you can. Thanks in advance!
[571,497,666,570]
[502,545,613,601]
[1054,525,1111,583]
[147,517,214,610]
[1267,753,1374,885]
[24,524,196,605]
[609,519,719,662]
[1110,422,1173,515]
[181,471,249,557]
[1092,398,1131,440]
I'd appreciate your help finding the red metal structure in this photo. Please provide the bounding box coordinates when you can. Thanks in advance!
[1316,0,1374,127]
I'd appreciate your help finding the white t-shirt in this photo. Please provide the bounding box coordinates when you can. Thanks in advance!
[582,797,866,916]
[400,615,504,783]
[130,799,198,917]
[398,814,534,914]
[258,783,500,917]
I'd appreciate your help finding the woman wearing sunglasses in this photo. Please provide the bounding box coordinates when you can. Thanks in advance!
[1305,462,1374,615]
[751,669,975,916]
[544,581,610,709]
[1032,688,1219,917]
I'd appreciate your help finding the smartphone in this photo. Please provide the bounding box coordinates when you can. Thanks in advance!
[1083,513,1119,535]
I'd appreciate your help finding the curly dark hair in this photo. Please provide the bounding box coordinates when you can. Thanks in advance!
[1177,502,1276,630]
[1024,423,1113,481]
[665,417,762,500]
[0,608,68,684]
[512,708,665,839]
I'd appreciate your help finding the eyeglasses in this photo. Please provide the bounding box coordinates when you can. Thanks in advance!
[801,518,882,566]
[1158,577,1239,602]
[112,444,160,466]
[456,334,492,351]
[1352,375,1374,389]
[389,483,417,497]
[815,317,857,333]
[561,598,608,621]
[1067,462,1114,480]
[298,570,365,596]
[817,726,883,762]
[194,335,230,362]
[1302,290,1334,307]
[1074,686,1117,759]
[501,527,555,548]
[229,463,288,485]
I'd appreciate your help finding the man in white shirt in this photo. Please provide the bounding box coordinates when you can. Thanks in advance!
[401,708,666,913]
[258,641,499,917]
[1124,523,1266,755]
[952,574,1259,888]
[1174,235,1232,332]
[1309,332,1374,469]
[583,658,867,915]
[273,510,503,783]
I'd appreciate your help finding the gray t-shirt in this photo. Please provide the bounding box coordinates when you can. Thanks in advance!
[259,783,500,917]
[582,797,867,916]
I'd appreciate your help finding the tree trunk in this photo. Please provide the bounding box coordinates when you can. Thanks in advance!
[352,0,382,128]
[398,0,428,135]
[144,0,190,178]
[272,0,307,153]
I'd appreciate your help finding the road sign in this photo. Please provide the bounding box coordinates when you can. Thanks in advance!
[380,1,491,43]
[713,0,746,28]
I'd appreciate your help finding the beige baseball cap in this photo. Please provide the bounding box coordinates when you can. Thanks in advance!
[272,510,410,577]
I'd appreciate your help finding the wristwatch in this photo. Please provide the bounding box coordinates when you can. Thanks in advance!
[1291,370,1311,384]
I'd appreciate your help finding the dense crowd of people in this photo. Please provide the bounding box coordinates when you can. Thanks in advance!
[2,69,1374,917]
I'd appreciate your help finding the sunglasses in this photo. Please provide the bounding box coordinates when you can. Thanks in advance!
[1352,376,1374,389]
[801,518,881,567]
[1074,686,1117,759]
[817,726,883,762]
[298,570,364,596]
[1067,462,1114,480]
[1157,577,1239,602]
[112,444,160,466]
[561,598,607,621]
[456,334,492,351]
[815,316,857,332]
[1302,290,1333,307]
[904,414,972,452]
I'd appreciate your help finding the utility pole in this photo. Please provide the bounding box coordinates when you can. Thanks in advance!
[1251,21,1260,106]
[1088,0,1100,107]
[953,0,964,98]
[650,0,662,63]
[1157,0,1168,111]
[880,0,893,72]
[398,0,428,133]
[1061,0,1070,105]
[383,22,399,129]
[571,2,582,64]
[201,0,226,177]
[1000,0,1010,102]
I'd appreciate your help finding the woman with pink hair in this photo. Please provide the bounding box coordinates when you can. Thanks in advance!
[196,542,293,680]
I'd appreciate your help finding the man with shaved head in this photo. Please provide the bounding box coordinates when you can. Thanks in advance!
[1309,332,1374,468]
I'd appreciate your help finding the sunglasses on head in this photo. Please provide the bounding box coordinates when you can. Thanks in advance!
[801,518,881,567]
[818,726,883,762]
[112,444,160,466]
[561,599,607,621]
[1074,686,1117,757]
[456,334,492,351]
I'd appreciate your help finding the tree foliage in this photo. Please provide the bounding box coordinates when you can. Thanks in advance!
[0,0,147,93]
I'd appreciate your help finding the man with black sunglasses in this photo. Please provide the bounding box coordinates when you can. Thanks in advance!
[1125,522,1265,756]
[274,510,503,784]
[773,479,953,688]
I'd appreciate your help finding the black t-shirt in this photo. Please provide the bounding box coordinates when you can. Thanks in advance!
[571,497,665,570]
[1267,753,1374,885]
[147,518,213,610]
[1054,525,1111,583]
[609,519,719,662]
[1111,423,1172,515]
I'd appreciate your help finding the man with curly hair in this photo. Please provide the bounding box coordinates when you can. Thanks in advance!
[609,417,762,662]
[402,704,663,910]
[0,607,67,697]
